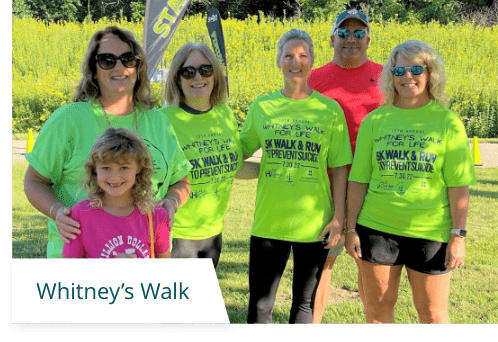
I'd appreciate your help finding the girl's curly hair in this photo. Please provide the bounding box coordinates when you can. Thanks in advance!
[85,127,156,214]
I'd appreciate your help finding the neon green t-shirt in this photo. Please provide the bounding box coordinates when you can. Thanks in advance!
[240,91,352,242]
[349,101,476,242]
[161,105,243,239]
[26,99,192,258]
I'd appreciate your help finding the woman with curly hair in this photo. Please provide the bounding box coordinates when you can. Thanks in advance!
[24,26,191,258]
[346,40,476,323]
[63,128,171,258]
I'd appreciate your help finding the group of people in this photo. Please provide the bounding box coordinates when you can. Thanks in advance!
[24,9,476,324]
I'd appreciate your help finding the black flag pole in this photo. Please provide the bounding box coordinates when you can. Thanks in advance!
[206,7,229,97]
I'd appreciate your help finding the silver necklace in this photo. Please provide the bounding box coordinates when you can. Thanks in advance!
[99,100,139,132]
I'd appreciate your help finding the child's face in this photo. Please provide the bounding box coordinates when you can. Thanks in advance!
[95,158,140,204]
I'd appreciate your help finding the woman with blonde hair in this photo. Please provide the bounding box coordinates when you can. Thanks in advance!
[346,40,476,323]
[161,43,253,268]
[24,26,192,258]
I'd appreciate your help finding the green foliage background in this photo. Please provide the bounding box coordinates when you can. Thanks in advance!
[12,0,498,24]
[12,16,498,137]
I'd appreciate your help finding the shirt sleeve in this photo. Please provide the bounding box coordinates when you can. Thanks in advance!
[327,103,353,168]
[163,117,193,185]
[25,106,72,184]
[153,207,171,255]
[239,103,261,157]
[349,115,374,183]
[62,204,84,258]
[442,113,477,187]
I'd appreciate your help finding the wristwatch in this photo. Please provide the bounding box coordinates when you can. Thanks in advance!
[451,228,467,238]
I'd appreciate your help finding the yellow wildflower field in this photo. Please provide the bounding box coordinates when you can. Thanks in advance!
[12,16,498,137]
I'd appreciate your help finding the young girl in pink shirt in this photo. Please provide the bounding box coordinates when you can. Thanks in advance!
[63,127,171,258]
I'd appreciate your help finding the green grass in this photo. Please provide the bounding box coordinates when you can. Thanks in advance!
[13,162,498,323]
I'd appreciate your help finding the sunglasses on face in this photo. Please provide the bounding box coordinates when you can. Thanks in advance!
[95,52,139,70]
[392,65,427,77]
[178,64,214,80]
[336,28,367,39]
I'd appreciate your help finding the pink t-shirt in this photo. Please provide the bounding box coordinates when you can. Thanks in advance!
[308,60,383,154]
[62,200,170,258]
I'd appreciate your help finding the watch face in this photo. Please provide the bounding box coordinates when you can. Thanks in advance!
[452,229,467,237]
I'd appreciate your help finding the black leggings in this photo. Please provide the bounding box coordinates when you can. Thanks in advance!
[247,235,328,323]
[171,233,222,268]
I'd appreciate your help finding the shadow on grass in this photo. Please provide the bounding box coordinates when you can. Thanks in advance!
[225,303,293,324]
[12,238,47,258]
[216,260,249,280]
[477,179,498,186]
[221,238,250,253]
[12,214,48,258]
[469,189,498,199]
[225,304,248,323]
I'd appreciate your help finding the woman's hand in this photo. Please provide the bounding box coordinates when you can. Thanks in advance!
[345,229,362,260]
[158,176,190,228]
[318,218,343,249]
[158,196,179,228]
[55,206,81,244]
[445,236,466,270]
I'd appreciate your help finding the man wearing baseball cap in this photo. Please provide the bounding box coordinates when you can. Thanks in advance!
[308,9,383,323]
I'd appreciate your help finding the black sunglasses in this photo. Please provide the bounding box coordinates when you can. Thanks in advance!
[178,64,214,80]
[392,65,426,77]
[336,28,367,39]
[95,52,139,70]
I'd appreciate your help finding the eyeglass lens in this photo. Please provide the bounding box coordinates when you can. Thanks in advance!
[392,65,426,77]
[96,52,138,70]
[337,28,367,39]
[179,65,214,80]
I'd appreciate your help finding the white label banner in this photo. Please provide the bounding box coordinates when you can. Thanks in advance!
[11,259,229,323]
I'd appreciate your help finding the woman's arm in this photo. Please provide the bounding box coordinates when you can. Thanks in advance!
[319,165,348,248]
[445,186,469,270]
[23,165,80,243]
[157,176,191,227]
[235,160,260,179]
[345,181,369,259]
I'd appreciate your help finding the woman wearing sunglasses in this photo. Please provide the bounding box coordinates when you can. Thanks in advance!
[161,43,249,268]
[346,40,476,323]
[240,29,352,323]
[24,26,192,258]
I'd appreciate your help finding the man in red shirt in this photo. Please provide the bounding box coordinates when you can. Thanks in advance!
[308,9,384,323]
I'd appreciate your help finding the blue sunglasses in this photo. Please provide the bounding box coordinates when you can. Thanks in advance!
[335,28,367,39]
[392,65,427,77]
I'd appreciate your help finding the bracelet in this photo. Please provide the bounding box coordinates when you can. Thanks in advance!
[55,206,68,221]
[344,228,356,234]
[165,196,179,208]
[49,203,61,220]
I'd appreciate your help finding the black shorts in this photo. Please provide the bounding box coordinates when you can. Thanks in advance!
[356,224,450,275]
